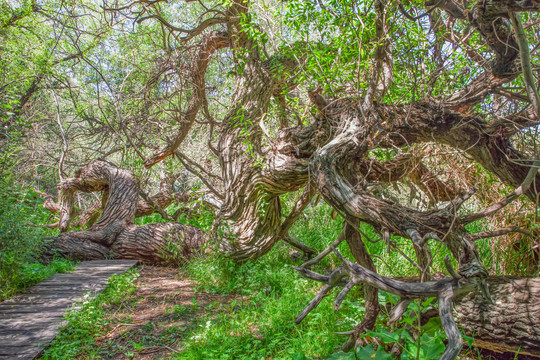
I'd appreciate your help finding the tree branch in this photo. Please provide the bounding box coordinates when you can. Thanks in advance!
[144,31,229,168]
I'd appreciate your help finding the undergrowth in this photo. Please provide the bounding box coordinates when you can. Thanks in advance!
[177,202,473,359]
[180,245,348,359]
[25,195,528,359]
[0,167,75,300]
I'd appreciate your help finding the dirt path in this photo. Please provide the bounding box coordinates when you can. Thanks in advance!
[92,266,244,360]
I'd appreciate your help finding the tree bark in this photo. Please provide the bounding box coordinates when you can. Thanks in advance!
[455,277,540,357]
[44,160,206,265]
[341,221,380,352]
[42,170,193,230]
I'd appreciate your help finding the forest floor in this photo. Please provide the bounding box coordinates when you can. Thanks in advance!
[86,266,246,360]
[37,262,538,360]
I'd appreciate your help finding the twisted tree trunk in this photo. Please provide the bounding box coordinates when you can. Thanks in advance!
[40,0,540,357]
[44,160,205,265]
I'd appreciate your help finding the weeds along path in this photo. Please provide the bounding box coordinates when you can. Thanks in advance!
[54,266,246,360]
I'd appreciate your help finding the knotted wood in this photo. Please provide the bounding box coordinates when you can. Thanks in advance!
[45,161,205,265]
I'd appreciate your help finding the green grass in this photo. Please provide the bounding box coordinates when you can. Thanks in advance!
[0,171,75,300]
[0,258,76,301]
[179,257,455,359]
[177,202,454,359]
[177,203,363,359]
[176,201,496,359]
[180,245,355,359]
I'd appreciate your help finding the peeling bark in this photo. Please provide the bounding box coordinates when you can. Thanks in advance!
[45,161,205,265]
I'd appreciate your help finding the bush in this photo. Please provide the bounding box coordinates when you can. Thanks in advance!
[0,169,72,300]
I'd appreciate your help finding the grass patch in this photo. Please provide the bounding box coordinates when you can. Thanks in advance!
[180,246,352,359]
[181,241,455,359]
[178,202,464,359]
[0,258,76,301]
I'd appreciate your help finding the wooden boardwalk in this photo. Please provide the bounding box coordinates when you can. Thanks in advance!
[0,260,138,360]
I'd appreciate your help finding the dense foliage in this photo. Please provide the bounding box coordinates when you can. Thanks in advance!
[0,159,75,300]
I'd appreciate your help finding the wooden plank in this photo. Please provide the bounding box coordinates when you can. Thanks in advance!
[0,303,71,313]
[28,279,109,286]
[0,314,65,327]
[25,286,103,294]
[0,260,137,360]
[0,345,38,356]
[0,330,60,346]
[0,298,72,308]
[1,294,76,305]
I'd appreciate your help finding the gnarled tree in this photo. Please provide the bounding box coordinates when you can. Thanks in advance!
[10,0,540,357]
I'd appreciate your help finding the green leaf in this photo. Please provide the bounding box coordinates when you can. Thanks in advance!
[422,317,442,336]
[326,351,357,360]
[355,344,393,360]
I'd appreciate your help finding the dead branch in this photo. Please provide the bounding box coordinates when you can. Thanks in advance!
[469,226,534,240]
[174,151,224,199]
[462,159,540,223]
[295,245,480,358]
[439,284,461,360]
[144,31,229,168]
[138,189,174,221]
[298,230,346,269]
[282,236,317,258]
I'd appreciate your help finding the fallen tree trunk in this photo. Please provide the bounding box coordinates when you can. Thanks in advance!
[455,277,540,357]
[40,171,193,230]
[44,160,206,265]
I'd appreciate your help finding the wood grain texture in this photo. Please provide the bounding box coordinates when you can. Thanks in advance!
[0,260,137,360]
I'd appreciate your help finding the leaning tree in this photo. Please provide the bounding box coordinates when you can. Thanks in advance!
[3,0,540,357]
